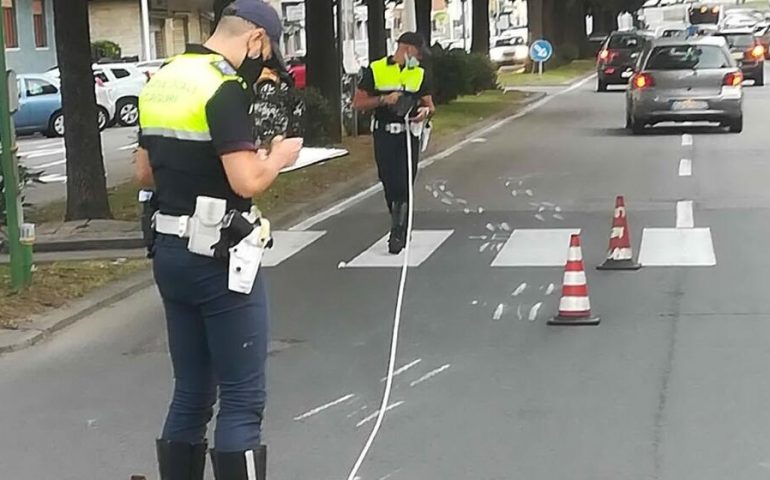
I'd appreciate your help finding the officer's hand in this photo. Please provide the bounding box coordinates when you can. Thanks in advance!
[270,136,303,168]
[382,92,402,106]
[413,107,431,122]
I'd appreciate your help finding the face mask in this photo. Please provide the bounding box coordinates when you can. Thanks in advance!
[238,53,265,86]
[405,54,420,69]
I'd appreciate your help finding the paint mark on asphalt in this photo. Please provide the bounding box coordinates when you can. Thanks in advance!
[545,283,556,296]
[470,138,487,143]
[512,283,527,296]
[381,359,422,382]
[529,302,543,322]
[525,189,534,197]
[410,364,451,387]
[356,401,404,427]
[294,394,356,421]
[516,304,523,320]
[681,134,693,146]
[553,214,565,220]
[534,214,545,222]
[676,201,694,228]
[678,158,692,177]
[492,303,505,320]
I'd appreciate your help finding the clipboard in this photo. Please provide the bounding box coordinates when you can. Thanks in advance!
[279,147,350,173]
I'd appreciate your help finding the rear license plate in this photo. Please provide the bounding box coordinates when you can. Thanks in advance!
[672,100,708,111]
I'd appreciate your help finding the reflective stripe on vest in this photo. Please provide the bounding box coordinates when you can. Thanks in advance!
[138,53,244,142]
[370,57,425,93]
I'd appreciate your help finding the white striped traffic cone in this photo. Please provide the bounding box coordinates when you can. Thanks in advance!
[549,234,600,326]
[597,196,641,270]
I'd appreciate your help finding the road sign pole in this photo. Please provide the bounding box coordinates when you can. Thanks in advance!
[538,61,543,76]
[0,12,26,290]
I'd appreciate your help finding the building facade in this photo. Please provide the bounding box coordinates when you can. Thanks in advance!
[3,0,56,74]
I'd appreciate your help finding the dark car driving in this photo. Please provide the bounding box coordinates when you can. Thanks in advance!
[714,29,765,85]
[596,31,649,92]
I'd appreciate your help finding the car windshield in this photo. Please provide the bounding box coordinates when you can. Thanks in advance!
[715,34,755,49]
[495,37,523,47]
[646,44,729,69]
[608,34,642,49]
[642,0,659,6]
[689,8,720,24]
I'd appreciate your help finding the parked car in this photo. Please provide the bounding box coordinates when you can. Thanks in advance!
[713,28,764,85]
[625,36,743,134]
[14,74,115,137]
[596,31,649,92]
[489,34,529,66]
[753,24,770,59]
[47,62,146,127]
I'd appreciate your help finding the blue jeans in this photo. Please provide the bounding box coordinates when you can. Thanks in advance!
[152,234,269,452]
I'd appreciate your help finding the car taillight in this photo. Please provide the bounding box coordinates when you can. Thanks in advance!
[724,71,743,87]
[631,72,654,89]
[95,77,104,87]
[752,44,764,58]
[598,49,617,63]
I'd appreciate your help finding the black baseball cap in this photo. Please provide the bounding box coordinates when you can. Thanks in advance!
[397,32,431,57]
[224,0,285,63]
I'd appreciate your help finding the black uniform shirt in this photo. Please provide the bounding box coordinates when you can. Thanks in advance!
[357,56,433,123]
[138,44,256,216]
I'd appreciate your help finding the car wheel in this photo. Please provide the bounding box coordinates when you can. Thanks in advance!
[46,111,65,137]
[729,115,743,133]
[116,98,139,126]
[97,107,109,131]
[631,116,645,134]
[597,78,608,92]
[625,110,632,130]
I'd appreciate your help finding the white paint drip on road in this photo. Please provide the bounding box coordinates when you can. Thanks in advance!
[512,283,527,296]
[492,303,505,320]
[545,283,556,295]
[34,158,66,170]
[534,214,545,222]
[356,401,404,427]
[410,364,451,387]
[291,74,597,232]
[528,302,543,322]
[378,469,402,480]
[516,304,523,320]
[294,393,355,421]
[676,201,694,228]
[681,134,693,146]
[678,158,692,177]
[380,359,422,382]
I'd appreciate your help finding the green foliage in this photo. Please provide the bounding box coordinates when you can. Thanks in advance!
[91,40,122,61]
[297,87,334,146]
[430,46,499,105]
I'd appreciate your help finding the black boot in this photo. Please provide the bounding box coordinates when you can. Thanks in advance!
[388,202,408,254]
[210,446,267,480]
[156,439,207,480]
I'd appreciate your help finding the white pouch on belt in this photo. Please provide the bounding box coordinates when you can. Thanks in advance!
[187,196,227,257]
[228,228,265,294]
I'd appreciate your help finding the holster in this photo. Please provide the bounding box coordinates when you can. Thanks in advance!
[139,190,158,258]
[211,210,274,295]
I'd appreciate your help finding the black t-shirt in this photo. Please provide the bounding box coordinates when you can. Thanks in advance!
[357,57,432,123]
[138,45,256,216]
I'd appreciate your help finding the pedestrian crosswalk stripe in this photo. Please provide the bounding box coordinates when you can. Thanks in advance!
[638,228,716,266]
[345,230,454,268]
[263,231,326,267]
[491,228,581,267]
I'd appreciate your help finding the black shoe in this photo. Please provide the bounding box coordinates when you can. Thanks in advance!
[210,446,267,480]
[156,439,207,480]
[388,202,408,254]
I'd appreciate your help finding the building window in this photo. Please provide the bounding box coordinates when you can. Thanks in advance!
[2,0,17,49]
[32,0,46,48]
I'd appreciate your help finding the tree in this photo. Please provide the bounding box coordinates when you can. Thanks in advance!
[415,0,432,46]
[53,0,111,221]
[366,0,388,60]
[471,0,490,55]
[306,0,342,142]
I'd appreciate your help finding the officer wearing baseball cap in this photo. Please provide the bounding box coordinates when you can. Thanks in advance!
[134,1,301,478]
[352,32,436,254]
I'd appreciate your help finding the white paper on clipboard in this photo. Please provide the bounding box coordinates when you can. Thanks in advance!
[279,147,350,173]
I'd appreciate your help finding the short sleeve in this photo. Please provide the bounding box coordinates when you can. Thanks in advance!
[419,70,433,97]
[358,67,376,94]
[205,80,257,155]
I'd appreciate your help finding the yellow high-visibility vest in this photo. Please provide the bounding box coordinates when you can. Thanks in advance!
[370,57,425,94]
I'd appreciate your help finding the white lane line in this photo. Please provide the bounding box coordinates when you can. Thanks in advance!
[409,364,451,387]
[380,359,422,382]
[38,174,67,183]
[512,282,527,296]
[356,401,404,428]
[681,134,693,146]
[293,393,355,421]
[290,74,597,232]
[678,158,692,177]
[32,158,66,170]
[676,201,694,228]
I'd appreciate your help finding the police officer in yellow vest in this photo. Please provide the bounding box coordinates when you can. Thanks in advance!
[133,1,301,479]
[353,33,436,254]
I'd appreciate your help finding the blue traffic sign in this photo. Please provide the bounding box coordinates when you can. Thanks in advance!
[529,39,554,63]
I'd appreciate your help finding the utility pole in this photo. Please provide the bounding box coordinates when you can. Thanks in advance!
[140,0,152,60]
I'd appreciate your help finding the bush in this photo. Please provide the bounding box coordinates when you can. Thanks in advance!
[296,87,334,147]
[429,45,498,104]
[466,53,498,92]
[91,40,122,61]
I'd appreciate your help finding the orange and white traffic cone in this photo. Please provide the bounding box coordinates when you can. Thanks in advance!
[597,196,641,271]
[549,234,600,326]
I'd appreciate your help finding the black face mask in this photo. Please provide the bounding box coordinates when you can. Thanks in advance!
[238,55,265,87]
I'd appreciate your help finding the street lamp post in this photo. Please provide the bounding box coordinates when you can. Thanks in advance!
[140,0,153,60]
[461,0,467,51]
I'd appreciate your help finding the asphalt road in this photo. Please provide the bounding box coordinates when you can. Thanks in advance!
[17,126,139,205]
[3,68,770,480]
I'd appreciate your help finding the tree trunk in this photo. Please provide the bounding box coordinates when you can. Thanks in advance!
[528,0,544,42]
[306,0,342,142]
[562,0,587,58]
[415,0,432,46]
[213,0,233,28]
[367,0,387,61]
[471,0,490,55]
[53,0,111,221]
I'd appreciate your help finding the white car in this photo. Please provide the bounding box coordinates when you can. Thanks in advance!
[490,35,528,66]
[135,59,167,80]
[48,62,146,127]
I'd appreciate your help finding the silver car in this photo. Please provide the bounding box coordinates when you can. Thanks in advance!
[626,36,744,133]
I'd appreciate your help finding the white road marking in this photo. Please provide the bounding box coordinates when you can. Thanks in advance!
[681,134,693,146]
[294,393,356,421]
[19,147,65,159]
[528,302,543,321]
[470,137,487,143]
[512,282,527,296]
[492,303,505,320]
[492,228,581,267]
[356,401,404,428]
[676,201,694,228]
[678,158,692,177]
[638,228,716,266]
[545,283,556,295]
[345,230,453,268]
[38,174,67,183]
[263,231,326,267]
[516,304,523,320]
[410,364,451,387]
[380,359,422,382]
[291,75,596,232]
[32,158,66,170]
[534,214,545,222]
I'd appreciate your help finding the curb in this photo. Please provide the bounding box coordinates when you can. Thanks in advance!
[0,89,550,354]
[0,270,154,355]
